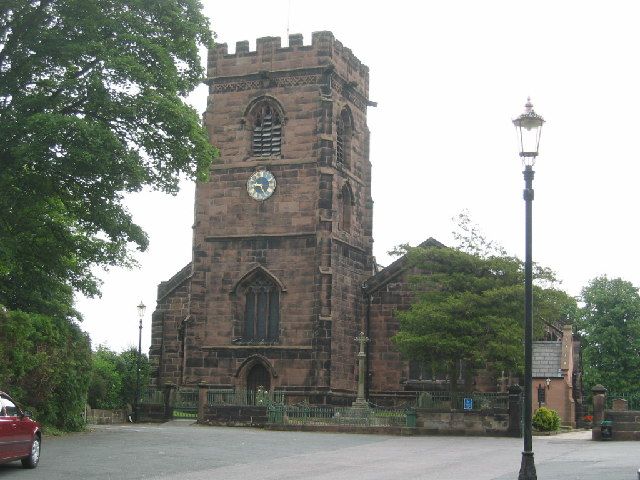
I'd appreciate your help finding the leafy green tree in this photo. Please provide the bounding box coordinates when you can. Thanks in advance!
[0,306,92,431]
[88,346,123,409]
[118,346,150,408]
[392,245,527,388]
[0,0,216,316]
[579,276,640,395]
[392,217,577,389]
[87,345,150,409]
[0,0,214,431]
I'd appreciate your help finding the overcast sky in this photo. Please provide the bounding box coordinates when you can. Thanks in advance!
[76,0,640,354]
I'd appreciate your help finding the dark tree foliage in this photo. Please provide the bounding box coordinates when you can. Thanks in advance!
[118,346,151,407]
[0,0,214,431]
[0,0,216,316]
[88,345,150,410]
[391,220,577,388]
[87,346,122,410]
[579,276,640,395]
[392,245,528,387]
[0,306,92,431]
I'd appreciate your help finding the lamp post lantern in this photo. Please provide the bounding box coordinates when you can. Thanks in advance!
[134,301,146,422]
[513,98,544,480]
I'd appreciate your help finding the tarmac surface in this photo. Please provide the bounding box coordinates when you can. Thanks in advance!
[0,421,637,479]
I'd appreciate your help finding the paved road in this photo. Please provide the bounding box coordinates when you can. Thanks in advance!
[0,422,637,479]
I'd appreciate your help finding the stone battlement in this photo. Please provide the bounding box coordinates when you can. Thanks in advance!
[207,31,369,97]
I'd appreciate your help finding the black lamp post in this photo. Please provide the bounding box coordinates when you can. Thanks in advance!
[134,301,146,422]
[513,98,544,480]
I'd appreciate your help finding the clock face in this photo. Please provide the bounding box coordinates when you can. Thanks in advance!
[247,170,276,201]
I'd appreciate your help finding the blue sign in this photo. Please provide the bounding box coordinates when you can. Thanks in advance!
[463,398,473,410]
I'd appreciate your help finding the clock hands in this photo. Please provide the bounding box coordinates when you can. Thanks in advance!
[254,177,269,194]
[247,171,276,201]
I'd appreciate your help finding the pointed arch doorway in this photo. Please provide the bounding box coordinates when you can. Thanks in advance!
[246,363,271,400]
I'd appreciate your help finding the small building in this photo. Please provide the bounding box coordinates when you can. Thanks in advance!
[531,325,582,427]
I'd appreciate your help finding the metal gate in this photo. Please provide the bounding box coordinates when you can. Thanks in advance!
[173,388,198,419]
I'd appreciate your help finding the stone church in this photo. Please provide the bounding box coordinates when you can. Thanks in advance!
[148,31,579,410]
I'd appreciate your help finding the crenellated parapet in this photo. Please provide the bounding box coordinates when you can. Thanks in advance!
[207,31,370,101]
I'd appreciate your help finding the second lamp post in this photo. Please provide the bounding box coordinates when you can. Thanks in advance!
[134,301,146,422]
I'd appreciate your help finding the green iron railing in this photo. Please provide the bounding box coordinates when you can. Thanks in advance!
[140,387,509,421]
[606,392,640,411]
[268,405,408,427]
[207,388,285,407]
[415,391,509,411]
[140,389,164,405]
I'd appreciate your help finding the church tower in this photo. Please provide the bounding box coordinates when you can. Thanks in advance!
[150,32,375,403]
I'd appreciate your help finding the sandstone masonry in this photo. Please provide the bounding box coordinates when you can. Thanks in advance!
[150,32,376,403]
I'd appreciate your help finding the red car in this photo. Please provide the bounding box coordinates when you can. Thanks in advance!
[0,391,41,468]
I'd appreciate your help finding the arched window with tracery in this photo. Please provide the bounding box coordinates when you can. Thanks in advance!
[341,184,353,232]
[243,273,280,340]
[336,108,352,168]
[251,102,282,157]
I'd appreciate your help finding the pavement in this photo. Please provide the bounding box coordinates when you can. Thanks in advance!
[0,423,637,479]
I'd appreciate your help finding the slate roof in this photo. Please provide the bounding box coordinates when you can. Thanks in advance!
[532,341,564,378]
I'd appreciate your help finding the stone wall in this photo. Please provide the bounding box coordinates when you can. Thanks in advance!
[200,405,268,427]
[208,32,369,101]
[85,408,127,425]
[366,267,415,394]
[592,387,640,440]
[416,409,510,436]
[149,264,191,387]
[602,410,640,440]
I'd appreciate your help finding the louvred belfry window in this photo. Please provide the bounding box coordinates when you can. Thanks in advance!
[252,104,282,156]
[244,276,280,340]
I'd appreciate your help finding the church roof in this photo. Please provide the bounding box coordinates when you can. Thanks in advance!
[532,341,564,378]
[157,262,192,300]
[362,237,445,294]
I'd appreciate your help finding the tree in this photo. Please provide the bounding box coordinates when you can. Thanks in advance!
[0,1,214,431]
[392,216,577,389]
[579,276,640,395]
[392,245,526,388]
[88,346,123,410]
[0,0,216,316]
[0,306,92,431]
[87,345,150,410]
[118,346,150,408]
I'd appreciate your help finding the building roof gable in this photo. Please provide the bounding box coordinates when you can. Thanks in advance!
[157,262,192,300]
[363,237,445,294]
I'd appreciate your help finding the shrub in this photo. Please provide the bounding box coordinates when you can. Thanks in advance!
[532,407,561,431]
[0,308,92,431]
[88,346,150,410]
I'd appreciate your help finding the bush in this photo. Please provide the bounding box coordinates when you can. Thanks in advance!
[87,346,150,410]
[532,407,561,431]
[0,307,92,431]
